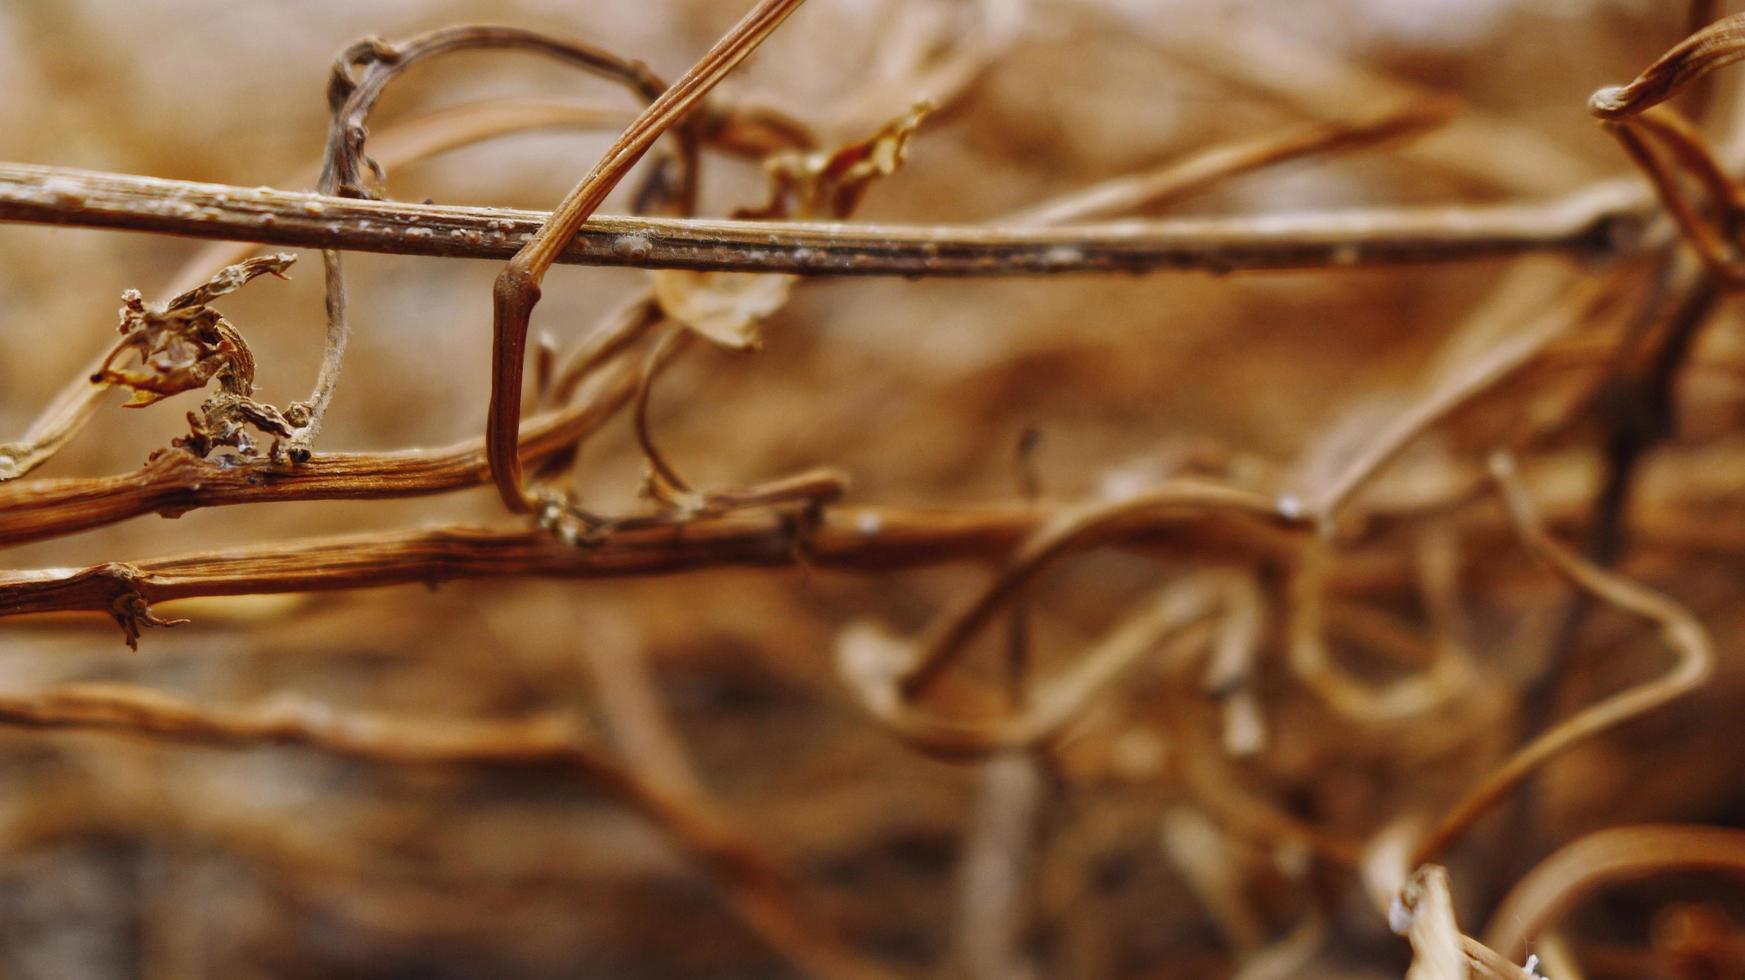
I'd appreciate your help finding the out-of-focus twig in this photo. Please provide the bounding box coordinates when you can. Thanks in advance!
[1006,98,1455,227]
[897,479,1290,699]
[0,682,892,980]
[1484,824,1745,961]
[1409,452,1715,866]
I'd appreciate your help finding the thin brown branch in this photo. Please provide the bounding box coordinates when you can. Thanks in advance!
[488,0,812,512]
[0,163,1652,277]
[0,504,1307,632]
[0,363,638,549]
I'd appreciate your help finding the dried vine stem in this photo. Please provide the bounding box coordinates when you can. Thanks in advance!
[1006,97,1454,227]
[0,505,1309,628]
[1483,824,1745,960]
[0,364,637,549]
[1589,11,1745,119]
[1604,105,1745,282]
[488,0,811,512]
[303,25,700,461]
[1408,452,1715,867]
[0,96,656,484]
[318,26,685,202]
[0,682,888,980]
[0,164,1653,276]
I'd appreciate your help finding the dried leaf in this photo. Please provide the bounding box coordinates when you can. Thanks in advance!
[650,270,796,350]
[90,253,303,458]
[744,101,933,220]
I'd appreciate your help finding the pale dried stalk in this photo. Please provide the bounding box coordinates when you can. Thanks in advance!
[1409,452,1715,866]
[1484,824,1745,960]
[1006,97,1453,227]
[950,752,1045,980]
[1391,865,1467,980]
[1589,11,1745,119]
[0,163,1653,277]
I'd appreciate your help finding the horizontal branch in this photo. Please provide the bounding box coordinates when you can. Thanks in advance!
[0,162,1652,276]
[0,366,638,549]
[0,507,1303,629]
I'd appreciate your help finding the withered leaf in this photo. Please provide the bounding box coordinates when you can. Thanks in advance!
[650,270,796,351]
[744,101,934,221]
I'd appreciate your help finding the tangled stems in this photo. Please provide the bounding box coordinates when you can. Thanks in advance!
[488,0,810,513]
[1408,453,1714,867]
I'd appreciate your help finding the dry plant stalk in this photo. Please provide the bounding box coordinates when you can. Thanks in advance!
[7,2,1745,977]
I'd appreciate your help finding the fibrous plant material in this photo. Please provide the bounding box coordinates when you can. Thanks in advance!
[7,2,1745,978]
[93,254,305,461]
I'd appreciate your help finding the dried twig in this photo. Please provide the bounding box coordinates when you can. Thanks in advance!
[1484,824,1745,960]
[0,364,637,549]
[0,96,660,484]
[487,0,811,512]
[0,164,1653,277]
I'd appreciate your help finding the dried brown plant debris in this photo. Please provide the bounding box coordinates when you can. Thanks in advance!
[93,253,304,461]
[5,2,1745,977]
[488,0,810,513]
[1409,453,1715,867]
